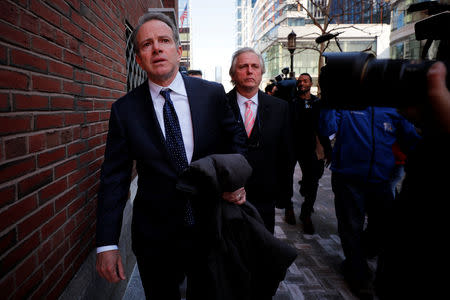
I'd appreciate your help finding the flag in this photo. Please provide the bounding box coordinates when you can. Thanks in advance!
[180,2,188,28]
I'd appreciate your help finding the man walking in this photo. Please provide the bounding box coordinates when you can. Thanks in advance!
[226,47,295,234]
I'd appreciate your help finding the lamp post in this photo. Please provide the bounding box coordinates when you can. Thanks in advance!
[287,30,297,78]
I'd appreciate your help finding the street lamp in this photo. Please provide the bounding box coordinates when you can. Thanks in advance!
[287,30,297,78]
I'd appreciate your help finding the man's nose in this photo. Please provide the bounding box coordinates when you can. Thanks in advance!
[152,41,161,53]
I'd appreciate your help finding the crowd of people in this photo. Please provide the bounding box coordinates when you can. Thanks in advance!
[95,11,449,300]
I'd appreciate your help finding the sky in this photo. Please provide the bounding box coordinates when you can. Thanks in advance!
[187,0,236,92]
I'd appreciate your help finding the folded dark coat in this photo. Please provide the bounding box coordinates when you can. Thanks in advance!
[177,153,298,300]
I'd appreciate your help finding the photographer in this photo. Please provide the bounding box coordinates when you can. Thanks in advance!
[376,62,449,299]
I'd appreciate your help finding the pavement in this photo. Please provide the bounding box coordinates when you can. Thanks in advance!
[123,164,377,300]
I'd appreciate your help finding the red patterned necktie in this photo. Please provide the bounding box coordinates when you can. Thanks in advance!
[244,100,255,137]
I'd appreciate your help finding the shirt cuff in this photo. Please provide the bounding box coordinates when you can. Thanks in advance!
[96,245,119,253]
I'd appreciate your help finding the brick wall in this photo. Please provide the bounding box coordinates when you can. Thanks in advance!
[0,1,166,299]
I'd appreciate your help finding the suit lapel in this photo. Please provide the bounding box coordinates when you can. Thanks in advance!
[228,88,245,130]
[136,81,176,168]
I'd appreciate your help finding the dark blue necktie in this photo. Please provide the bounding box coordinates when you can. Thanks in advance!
[160,89,194,226]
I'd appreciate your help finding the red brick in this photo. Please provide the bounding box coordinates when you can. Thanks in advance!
[96,145,105,158]
[14,94,49,111]
[18,202,54,240]
[0,272,15,299]
[0,156,35,184]
[31,36,62,59]
[63,50,83,67]
[47,0,70,16]
[50,96,74,110]
[93,100,107,110]
[0,69,29,90]
[37,238,52,265]
[87,135,102,148]
[74,70,91,83]
[0,193,38,232]
[61,17,82,39]
[13,266,44,300]
[80,125,90,138]
[76,99,93,110]
[0,92,9,112]
[43,264,66,299]
[79,173,98,193]
[79,150,95,166]
[0,185,15,208]
[46,130,59,148]
[30,0,61,26]
[0,231,40,273]
[38,177,67,205]
[70,10,89,32]
[65,112,84,126]
[0,0,21,25]
[59,129,73,144]
[85,61,110,77]
[11,49,47,72]
[39,19,56,41]
[63,217,76,237]
[55,159,77,178]
[21,11,40,35]
[41,210,67,241]
[0,21,29,48]
[67,141,86,156]
[62,81,82,95]
[0,114,33,135]
[86,111,99,123]
[37,146,66,168]
[15,253,38,285]
[0,228,17,255]
[35,113,64,130]
[32,75,61,93]
[49,60,73,79]
[4,136,27,159]
[18,169,52,198]
[83,85,99,97]
[55,187,77,212]
[100,111,110,121]
[29,133,45,153]
[68,167,87,186]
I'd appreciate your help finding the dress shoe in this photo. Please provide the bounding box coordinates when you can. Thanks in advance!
[284,208,296,225]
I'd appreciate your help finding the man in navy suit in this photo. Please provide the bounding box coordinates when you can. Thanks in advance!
[95,12,247,299]
[226,48,295,234]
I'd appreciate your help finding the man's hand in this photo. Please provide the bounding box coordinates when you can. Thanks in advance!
[222,187,246,205]
[96,249,126,283]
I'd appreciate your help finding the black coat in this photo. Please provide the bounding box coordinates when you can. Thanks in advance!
[226,89,295,209]
[177,154,298,300]
[96,75,247,256]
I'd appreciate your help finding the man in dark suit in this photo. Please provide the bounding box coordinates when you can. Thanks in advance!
[95,13,247,300]
[226,47,295,234]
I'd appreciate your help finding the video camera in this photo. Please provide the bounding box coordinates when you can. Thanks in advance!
[272,67,297,102]
[319,3,449,109]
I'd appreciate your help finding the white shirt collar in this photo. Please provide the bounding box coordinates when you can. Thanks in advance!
[236,90,258,106]
[148,72,187,100]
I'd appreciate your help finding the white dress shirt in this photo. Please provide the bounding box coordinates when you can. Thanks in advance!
[236,91,258,122]
[97,72,194,254]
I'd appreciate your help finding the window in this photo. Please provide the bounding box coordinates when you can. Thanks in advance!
[125,22,146,92]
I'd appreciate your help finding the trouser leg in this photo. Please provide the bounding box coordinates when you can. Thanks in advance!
[332,173,371,288]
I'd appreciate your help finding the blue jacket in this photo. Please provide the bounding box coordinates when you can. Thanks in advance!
[320,107,420,182]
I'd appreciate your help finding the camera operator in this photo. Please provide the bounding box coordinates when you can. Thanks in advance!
[284,73,332,233]
[376,62,449,299]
